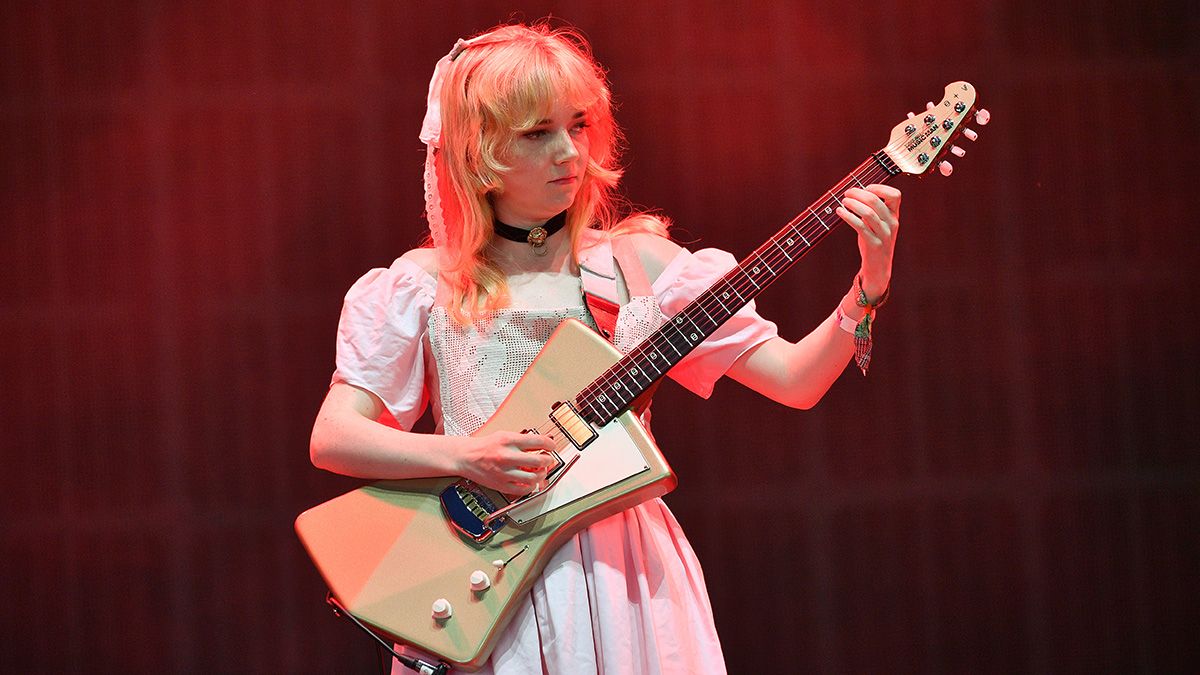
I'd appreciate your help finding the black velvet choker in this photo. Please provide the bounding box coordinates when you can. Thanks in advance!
[493,210,567,255]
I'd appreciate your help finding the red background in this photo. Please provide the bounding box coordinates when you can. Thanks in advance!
[2,1,1197,672]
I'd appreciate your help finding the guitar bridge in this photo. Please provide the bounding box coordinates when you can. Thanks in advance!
[440,480,507,543]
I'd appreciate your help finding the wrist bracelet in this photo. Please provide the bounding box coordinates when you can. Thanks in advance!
[849,275,891,376]
[833,304,859,335]
[855,274,891,309]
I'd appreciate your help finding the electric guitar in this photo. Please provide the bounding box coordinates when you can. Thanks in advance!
[296,82,989,672]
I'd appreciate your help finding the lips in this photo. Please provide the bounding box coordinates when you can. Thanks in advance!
[549,175,577,184]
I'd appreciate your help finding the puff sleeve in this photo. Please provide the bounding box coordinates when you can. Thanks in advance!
[654,247,779,398]
[330,258,437,430]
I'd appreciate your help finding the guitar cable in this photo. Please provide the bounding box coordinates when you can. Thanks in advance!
[326,592,450,675]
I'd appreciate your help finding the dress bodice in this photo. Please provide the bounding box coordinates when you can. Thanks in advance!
[427,296,666,437]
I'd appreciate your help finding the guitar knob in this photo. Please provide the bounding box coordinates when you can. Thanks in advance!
[938,161,953,176]
[470,570,492,592]
[974,108,991,125]
[431,598,453,620]
[962,128,979,142]
[950,145,966,157]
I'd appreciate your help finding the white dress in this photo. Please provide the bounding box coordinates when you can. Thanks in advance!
[331,234,777,674]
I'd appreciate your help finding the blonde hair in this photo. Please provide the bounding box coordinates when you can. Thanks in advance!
[431,21,668,323]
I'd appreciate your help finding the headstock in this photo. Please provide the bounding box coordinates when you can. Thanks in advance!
[884,81,989,177]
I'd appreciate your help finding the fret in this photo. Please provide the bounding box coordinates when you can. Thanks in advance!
[809,205,829,230]
[671,314,701,334]
[593,393,615,417]
[710,288,731,313]
[851,175,866,189]
[748,254,774,277]
[660,334,683,357]
[629,365,650,387]
[771,237,792,261]
[639,358,663,379]
[694,302,718,325]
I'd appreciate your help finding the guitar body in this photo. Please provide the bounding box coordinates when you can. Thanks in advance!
[295,318,677,671]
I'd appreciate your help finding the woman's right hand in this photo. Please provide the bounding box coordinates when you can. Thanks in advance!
[454,431,558,494]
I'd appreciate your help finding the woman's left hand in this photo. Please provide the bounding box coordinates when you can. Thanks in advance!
[836,184,901,301]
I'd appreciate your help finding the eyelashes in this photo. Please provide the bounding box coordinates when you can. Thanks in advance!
[522,121,589,141]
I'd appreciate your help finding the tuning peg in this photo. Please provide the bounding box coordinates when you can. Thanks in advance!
[950,145,966,157]
[926,101,936,110]
[974,108,991,125]
[962,128,979,142]
[938,161,954,176]
[906,111,915,119]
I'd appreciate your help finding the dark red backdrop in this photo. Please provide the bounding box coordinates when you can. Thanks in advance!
[2,1,1197,673]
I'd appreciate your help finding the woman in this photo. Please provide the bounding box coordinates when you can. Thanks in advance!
[309,21,899,674]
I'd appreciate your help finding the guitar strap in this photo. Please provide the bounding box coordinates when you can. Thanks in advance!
[579,234,660,415]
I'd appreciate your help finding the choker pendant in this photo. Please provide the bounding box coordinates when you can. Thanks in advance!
[527,226,549,255]
[493,210,567,256]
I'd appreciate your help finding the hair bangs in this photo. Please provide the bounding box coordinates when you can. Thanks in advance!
[482,38,606,134]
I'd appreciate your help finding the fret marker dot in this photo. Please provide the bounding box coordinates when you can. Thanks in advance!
[723,292,729,299]
[786,238,793,245]
[690,333,698,340]
[752,267,760,274]
[631,369,639,375]
[599,395,607,401]
[649,352,657,359]
[825,206,832,214]
[675,317,683,324]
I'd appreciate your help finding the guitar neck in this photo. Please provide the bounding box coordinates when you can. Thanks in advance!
[576,151,900,425]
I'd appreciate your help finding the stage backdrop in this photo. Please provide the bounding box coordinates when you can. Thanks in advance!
[2,1,1197,673]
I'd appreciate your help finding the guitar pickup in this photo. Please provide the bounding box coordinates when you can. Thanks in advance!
[549,401,598,450]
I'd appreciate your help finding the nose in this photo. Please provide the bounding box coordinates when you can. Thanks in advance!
[552,129,580,164]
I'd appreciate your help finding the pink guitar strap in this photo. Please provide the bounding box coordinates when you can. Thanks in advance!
[579,234,650,339]
[579,234,659,414]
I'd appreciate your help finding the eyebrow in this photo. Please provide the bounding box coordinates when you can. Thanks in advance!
[533,111,586,125]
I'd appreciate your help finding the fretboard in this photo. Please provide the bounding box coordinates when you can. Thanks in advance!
[575,151,899,425]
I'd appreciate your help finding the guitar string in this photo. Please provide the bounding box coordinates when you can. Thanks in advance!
[577,158,899,418]
[577,161,897,419]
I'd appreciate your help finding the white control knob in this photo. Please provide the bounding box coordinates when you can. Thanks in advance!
[470,570,491,591]
[938,161,954,177]
[431,598,452,620]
